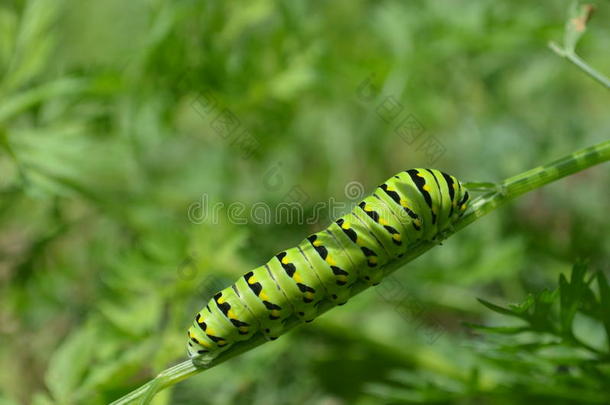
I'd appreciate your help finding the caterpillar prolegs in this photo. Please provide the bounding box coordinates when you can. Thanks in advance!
[187,168,470,357]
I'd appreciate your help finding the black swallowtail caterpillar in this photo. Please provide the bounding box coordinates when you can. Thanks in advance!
[187,168,469,357]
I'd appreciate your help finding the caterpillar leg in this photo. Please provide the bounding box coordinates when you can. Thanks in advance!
[431,224,454,245]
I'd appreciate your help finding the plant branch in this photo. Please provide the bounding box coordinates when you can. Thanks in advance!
[110,138,610,405]
[548,2,610,90]
[549,42,610,90]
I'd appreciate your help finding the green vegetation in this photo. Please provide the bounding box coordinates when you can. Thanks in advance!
[371,263,610,404]
[1,1,608,405]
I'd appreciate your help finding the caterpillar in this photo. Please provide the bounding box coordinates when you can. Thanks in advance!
[187,168,469,357]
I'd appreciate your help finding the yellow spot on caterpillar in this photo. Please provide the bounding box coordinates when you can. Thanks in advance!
[281,256,289,264]
[423,184,431,192]
[270,309,280,318]
[207,327,215,335]
[393,234,401,241]
[238,326,249,333]
[337,275,348,282]
[217,296,225,304]
[248,276,257,284]
[417,172,425,178]
[415,219,422,227]
[386,185,397,191]
[341,221,350,229]
[195,336,211,347]
[227,309,236,318]
[304,291,314,300]
[260,292,269,301]
[194,337,212,348]
[326,256,337,266]
[368,256,378,265]
[313,240,322,247]
[400,199,409,208]
[461,204,467,211]
[217,340,227,346]
[379,218,388,226]
[293,272,303,283]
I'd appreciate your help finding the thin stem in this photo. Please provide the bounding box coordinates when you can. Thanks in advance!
[110,138,610,405]
[456,139,610,228]
[549,41,610,90]
[110,361,200,405]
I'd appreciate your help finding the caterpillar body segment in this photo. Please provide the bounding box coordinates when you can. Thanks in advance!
[389,171,435,239]
[413,169,444,233]
[218,287,259,337]
[352,196,404,259]
[373,190,422,248]
[378,178,424,235]
[239,266,291,339]
[189,303,232,354]
[272,247,327,320]
[322,223,362,287]
[336,215,387,285]
[300,234,353,304]
[187,168,469,358]
[265,253,315,321]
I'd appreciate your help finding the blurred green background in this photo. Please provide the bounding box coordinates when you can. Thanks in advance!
[1,0,609,404]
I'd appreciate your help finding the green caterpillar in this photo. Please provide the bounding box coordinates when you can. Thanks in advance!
[187,168,469,357]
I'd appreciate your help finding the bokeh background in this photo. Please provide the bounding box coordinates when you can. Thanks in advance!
[1,0,609,404]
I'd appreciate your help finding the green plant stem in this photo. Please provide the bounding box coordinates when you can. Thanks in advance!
[110,138,610,405]
[457,139,610,228]
[549,42,610,90]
